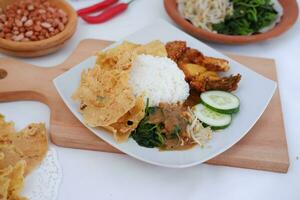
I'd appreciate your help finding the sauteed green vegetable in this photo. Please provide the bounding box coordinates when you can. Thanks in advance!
[131,100,165,148]
[212,0,279,35]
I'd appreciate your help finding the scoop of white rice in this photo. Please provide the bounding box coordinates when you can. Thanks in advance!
[129,54,190,107]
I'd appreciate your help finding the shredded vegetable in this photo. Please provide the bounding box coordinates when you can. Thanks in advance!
[178,0,233,32]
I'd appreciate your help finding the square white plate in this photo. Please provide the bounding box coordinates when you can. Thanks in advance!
[53,19,276,168]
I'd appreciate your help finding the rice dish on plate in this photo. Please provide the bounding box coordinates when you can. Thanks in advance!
[71,40,242,151]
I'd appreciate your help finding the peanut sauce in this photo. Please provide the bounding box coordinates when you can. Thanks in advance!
[148,103,196,150]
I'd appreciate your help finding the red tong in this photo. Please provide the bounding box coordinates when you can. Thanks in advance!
[77,0,134,24]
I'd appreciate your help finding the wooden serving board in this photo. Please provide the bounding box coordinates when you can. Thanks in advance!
[0,39,289,173]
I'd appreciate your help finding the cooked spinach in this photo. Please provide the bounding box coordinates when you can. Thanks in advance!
[212,0,278,35]
[131,100,166,148]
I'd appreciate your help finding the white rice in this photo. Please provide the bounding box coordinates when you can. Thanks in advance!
[129,55,190,107]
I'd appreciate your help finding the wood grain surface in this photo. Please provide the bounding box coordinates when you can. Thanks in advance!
[0,39,289,173]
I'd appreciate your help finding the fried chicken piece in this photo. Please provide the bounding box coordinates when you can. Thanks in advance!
[178,48,205,66]
[190,74,242,92]
[202,56,230,72]
[180,63,241,92]
[206,74,241,91]
[166,41,229,72]
[178,51,228,72]
[166,41,187,62]
[165,41,241,92]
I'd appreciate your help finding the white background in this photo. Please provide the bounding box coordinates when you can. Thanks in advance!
[0,0,299,199]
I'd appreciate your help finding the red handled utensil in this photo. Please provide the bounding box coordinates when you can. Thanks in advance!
[77,0,135,24]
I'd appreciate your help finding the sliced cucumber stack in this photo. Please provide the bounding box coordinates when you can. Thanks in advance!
[193,90,240,130]
[200,90,240,114]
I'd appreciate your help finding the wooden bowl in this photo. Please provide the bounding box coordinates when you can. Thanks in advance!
[164,0,299,44]
[0,0,77,57]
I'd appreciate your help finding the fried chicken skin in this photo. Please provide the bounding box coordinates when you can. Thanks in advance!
[165,41,187,62]
[202,56,230,72]
[180,48,204,64]
[190,74,242,92]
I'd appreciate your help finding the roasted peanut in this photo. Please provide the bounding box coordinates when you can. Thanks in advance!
[24,19,33,27]
[41,22,51,29]
[25,30,33,37]
[12,33,24,41]
[27,5,34,11]
[21,16,27,22]
[33,25,42,32]
[15,19,23,27]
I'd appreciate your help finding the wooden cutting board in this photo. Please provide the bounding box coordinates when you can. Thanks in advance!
[0,39,289,173]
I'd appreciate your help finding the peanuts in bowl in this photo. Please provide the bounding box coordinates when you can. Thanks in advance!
[0,0,68,42]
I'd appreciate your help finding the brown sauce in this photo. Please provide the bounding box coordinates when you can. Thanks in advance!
[148,103,196,151]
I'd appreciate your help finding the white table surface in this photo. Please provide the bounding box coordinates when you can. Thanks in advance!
[1,0,299,199]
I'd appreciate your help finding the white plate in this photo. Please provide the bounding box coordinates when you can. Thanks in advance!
[53,19,276,168]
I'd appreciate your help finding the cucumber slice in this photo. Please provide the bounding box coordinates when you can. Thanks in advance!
[200,90,240,114]
[193,104,232,130]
